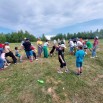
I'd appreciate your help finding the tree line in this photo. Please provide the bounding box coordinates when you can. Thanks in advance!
[0,29,103,43]
[0,30,47,43]
[51,29,103,40]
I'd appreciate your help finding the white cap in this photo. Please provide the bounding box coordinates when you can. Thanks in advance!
[95,36,98,39]
[60,44,66,48]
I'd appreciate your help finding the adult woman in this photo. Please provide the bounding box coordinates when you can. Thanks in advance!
[91,36,99,58]
[37,38,43,57]
[43,40,49,58]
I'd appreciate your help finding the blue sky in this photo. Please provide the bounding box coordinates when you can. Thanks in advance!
[0,0,103,37]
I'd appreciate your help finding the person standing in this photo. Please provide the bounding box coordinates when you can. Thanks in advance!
[43,40,49,58]
[69,39,74,55]
[86,39,93,52]
[37,38,43,57]
[22,39,33,62]
[91,36,99,58]
[75,46,85,75]
[57,44,69,73]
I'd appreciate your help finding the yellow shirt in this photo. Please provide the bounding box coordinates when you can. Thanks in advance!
[37,41,43,45]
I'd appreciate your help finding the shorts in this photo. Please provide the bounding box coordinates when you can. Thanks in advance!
[76,62,83,68]
[16,54,21,58]
[26,51,33,57]
[70,47,74,52]
[59,59,66,68]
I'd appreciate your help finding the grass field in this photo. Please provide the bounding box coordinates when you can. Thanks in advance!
[0,40,103,103]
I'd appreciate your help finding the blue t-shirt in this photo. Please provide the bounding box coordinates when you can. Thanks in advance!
[75,50,85,62]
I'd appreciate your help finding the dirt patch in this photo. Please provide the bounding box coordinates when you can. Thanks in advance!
[46,77,63,85]
[94,75,103,82]
[47,87,61,103]
[0,78,8,82]
[18,91,34,103]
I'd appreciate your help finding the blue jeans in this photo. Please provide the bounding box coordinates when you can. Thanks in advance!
[0,57,4,69]
[92,46,97,57]
[0,48,3,56]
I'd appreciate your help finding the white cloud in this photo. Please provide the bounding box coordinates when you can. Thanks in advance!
[0,0,103,36]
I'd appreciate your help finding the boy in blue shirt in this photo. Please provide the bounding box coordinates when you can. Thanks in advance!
[75,46,85,75]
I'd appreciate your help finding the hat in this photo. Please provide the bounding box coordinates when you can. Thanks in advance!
[5,42,9,44]
[60,44,66,48]
[95,36,98,39]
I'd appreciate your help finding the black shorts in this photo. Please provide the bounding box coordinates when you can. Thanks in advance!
[59,59,66,68]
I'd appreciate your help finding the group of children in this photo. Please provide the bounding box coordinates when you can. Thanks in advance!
[0,36,99,75]
[49,36,99,75]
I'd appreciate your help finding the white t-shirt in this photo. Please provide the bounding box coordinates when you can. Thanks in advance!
[69,41,74,47]
[53,40,57,44]
[77,41,83,47]
[44,42,48,46]
[1,53,5,59]
[4,45,10,53]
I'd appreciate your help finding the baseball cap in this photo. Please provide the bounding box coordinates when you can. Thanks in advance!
[5,42,9,44]
[95,36,98,39]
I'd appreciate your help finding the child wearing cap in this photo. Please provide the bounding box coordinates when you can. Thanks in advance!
[57,44,69,73]
[75,46,85,75]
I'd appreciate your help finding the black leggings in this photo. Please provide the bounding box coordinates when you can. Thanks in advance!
[59,59,66,68]
[5,51,17,63]
[50,46,56,54]
[33,51,37,59]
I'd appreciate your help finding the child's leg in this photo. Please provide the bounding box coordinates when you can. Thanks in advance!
[76,62,81,75]
[63,62,69,72]
[80,62,83,73]
[80,67,83,73]
[20,55,22,61]
[77,68,80,74]
[57,60,64,73]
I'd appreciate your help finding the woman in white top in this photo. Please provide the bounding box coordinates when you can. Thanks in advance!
[43,40,49,58]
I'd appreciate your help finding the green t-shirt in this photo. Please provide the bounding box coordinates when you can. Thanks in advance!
[86,41,92,49]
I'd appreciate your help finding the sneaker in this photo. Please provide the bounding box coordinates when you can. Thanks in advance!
[90,57,95,58]
[65,69,69,73]
[57,70,63,74]
[35,59,38,61]
[76,73,80,75]
[4,66,8,68]
[80,71,82,74]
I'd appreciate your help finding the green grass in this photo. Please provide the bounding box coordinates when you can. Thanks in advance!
[0,40,103,103]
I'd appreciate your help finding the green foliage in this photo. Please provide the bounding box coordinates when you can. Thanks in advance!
[0,33,6,43]
[0,30,37,43]
[41,34,47,41]
[51,29,103,40]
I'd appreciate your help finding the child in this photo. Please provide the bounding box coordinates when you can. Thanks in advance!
[15,47,22,62]
[31,45,38,60]
[1,50,10,66]
[75,46,85,75]
[57,44,69,73]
